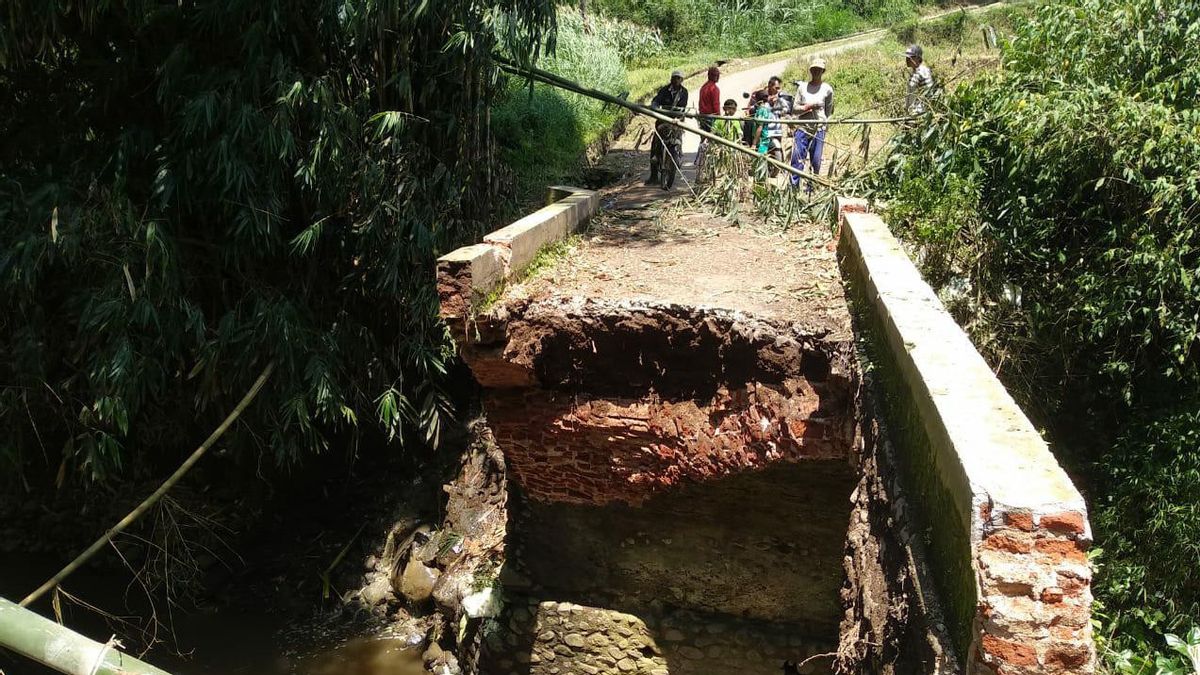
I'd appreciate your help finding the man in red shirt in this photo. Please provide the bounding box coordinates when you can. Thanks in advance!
[698,66,721,133]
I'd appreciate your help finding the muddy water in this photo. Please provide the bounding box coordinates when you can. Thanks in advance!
[0,554,423,675]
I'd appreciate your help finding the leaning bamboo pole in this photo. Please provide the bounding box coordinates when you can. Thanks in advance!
[494,56,837,190]
[0,596,173,675]
[21,362,276,607]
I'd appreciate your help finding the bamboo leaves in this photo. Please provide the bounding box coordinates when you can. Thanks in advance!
[0,0,557,484]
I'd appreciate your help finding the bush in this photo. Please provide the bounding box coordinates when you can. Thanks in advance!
[876,0,1200,407]
[1095,404,1200,643]
[871,0,1200,663]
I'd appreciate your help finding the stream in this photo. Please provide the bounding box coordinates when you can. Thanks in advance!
[0,552,425,675]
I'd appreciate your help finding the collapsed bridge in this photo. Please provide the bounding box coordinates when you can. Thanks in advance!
[436,186,1095,675]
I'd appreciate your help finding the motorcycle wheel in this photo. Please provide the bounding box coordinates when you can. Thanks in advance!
[662,146,678,190]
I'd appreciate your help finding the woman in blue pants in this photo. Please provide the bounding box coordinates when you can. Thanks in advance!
[790,57,834,191]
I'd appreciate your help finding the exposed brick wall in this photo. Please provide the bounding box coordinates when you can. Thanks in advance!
[487,377,852,505]
[837,366,959,674]
[974,507,1093,674]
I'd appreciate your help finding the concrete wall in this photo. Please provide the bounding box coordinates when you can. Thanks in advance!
[836,201,1095,674]
[436,186,599,320]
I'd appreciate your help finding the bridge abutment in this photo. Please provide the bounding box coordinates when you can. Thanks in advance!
[436,188,1094,674]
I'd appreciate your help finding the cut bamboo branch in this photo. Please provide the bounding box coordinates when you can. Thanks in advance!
[21,362,276,608]
[0,596,174,675]
[494,56,837,189]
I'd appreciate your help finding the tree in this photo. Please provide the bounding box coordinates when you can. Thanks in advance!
[0,1,556,488]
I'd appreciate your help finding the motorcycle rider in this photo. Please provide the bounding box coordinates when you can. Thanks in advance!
[647,70,689,185]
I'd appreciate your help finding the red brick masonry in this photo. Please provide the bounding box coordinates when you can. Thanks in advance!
[974,506,1093,674]
[486,378,851,505]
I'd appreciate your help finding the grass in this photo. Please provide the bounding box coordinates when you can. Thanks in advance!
[476,234,584,313]
[495,10,629,198]
[593,0,915,63]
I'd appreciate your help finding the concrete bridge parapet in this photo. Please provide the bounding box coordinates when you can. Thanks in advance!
[837,198,1094,675]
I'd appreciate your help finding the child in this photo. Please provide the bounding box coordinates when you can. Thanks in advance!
[752,91,774,154]
[711,99,741,142]
[696,97,739,180]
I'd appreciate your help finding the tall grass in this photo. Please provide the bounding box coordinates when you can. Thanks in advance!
[494,9,632,195]
[591,0,923,60]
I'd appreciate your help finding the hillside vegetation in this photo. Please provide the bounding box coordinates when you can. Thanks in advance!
[591,0,919,55]
[495,10,639,194]
[868,0,1200,668]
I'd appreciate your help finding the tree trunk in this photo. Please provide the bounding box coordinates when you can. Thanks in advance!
[579,0,591,34]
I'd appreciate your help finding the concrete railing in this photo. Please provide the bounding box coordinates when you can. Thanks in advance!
[836,200,1095,674]
[436,186,599,320]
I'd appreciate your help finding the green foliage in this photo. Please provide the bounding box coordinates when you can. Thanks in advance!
[870,0,1200,665]
[1102,626,1200,675]
[0,0,556,486]
[495,9,628,193]
[581,9,667,63]
[891,5,1023,47]
[1094,404,1200,645]
[589,0,884,58]
[875,0,1200,407]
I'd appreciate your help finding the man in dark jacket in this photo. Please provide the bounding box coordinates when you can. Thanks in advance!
[647,69,688,185]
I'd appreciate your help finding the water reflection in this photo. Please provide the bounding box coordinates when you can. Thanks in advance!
[296,638,424,675]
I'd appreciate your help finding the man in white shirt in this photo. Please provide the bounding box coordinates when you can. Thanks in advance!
[904,44,935,114]
[790,57,834,191]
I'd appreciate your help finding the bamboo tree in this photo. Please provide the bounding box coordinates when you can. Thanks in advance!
[0,1,557,488]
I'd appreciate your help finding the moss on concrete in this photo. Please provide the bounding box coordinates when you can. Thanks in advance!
[841,269,977,658]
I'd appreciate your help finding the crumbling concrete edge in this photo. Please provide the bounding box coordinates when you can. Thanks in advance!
[436,186,599,320]
[836,198,1095,675]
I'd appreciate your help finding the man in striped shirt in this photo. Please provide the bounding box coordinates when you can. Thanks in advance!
[904,44,935,114]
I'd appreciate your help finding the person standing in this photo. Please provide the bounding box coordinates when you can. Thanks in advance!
[698,66,721,133]
[752,91,774,154]
[904,44,934,114]
[647,69,689,185]
[695,66,722,174]
[790,57,833,190]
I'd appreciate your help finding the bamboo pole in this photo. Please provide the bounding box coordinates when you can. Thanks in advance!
[494,57,837,189]
[0,596,174,675]
[678,111,916,126]
[21,362,276,608]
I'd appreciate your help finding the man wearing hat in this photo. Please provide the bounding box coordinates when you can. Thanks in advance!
[790,57,834,190]
[647,70,689,185]
[904,44,935,114]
